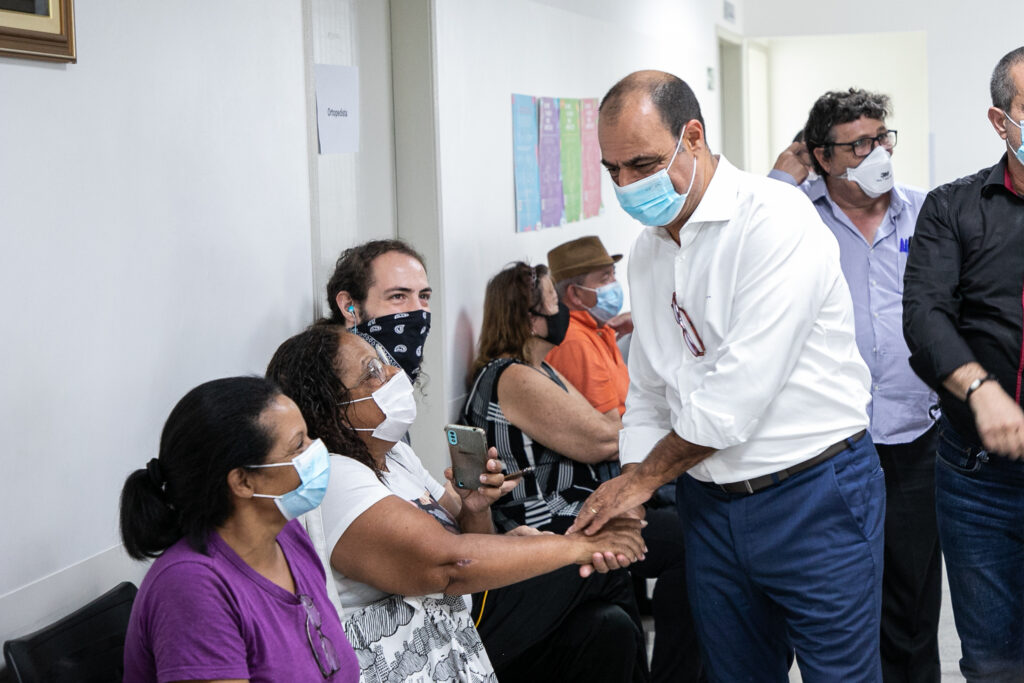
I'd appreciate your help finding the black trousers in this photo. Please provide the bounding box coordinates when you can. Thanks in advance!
[472,565,648,683]
[629,506,705,683]
[875,425,942,683]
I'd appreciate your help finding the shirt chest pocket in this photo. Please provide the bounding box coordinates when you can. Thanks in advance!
[895,233,911,294]
[896,249,907,294]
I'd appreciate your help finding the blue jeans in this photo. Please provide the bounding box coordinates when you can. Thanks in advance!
[935,415,1024,682]
[677,434,885,682]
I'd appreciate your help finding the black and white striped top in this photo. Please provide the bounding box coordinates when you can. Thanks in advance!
[462,358,619,534]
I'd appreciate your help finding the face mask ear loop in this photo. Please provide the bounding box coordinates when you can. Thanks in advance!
[682,155,697,196]
[665,125,687,171]
[666,125,698,201]
[1004,112,1023,152]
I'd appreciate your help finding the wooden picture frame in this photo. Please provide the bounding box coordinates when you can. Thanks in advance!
[0,0,75,63]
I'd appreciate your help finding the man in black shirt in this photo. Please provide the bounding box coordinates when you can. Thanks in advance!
[903,46,1024,681]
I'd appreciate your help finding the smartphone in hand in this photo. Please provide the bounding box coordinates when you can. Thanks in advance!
[445,424,488,490]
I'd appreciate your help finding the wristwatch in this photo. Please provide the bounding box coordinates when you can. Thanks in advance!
[964,373,997,403]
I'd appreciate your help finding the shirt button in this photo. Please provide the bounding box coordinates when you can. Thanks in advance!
[874,384,880,390]
[874,312,879,318]
[871,279,877,286]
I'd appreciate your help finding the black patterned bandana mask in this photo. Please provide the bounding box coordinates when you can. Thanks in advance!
[353,310,431,380]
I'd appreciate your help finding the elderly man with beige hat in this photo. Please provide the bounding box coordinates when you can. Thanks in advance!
[546,235,631,418]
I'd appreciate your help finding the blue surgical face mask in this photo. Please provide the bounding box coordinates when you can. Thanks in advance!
[576,281,624,324]
[613,127,696,227]
[1003,112,1024,165]
[250,439,331,521]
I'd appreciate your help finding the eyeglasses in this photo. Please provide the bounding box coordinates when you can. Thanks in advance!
[299,594,341,678]
[671,292,705,357]
[827,130,897,158]
[354,345,391,389]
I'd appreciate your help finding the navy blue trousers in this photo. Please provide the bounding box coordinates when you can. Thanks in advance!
[677,434,885,682]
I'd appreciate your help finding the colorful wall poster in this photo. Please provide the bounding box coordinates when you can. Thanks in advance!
[537,97,564,227]
[512,93,542,232]
[559,98,582,223]
[581,98,602,218]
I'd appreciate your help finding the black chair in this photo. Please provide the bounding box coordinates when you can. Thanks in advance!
[3,581,137,683]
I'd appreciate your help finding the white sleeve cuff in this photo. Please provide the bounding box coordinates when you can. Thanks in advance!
[673,398,757,451]
[619,425,670,466]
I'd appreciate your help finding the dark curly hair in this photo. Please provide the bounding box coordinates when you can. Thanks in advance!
[119,377,281,559]
[324,239,427,323]
[266,324,383,479]
[803,88,891,176]
[470,262,548,378]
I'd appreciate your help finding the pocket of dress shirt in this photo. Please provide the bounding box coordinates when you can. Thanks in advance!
[896,240,909,294]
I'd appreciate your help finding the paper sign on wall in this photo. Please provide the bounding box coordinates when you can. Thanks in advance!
[314,64,359,154]
[511,92,602,233]
[512,94,542,232]
[559,98,582,223]
[581,98,603,219]
[538,97,564,227]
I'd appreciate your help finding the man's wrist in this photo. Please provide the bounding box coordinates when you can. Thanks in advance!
[965,373,998,406]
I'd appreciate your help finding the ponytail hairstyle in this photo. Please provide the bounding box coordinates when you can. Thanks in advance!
[266,325,381,479]
[471,262,547,377]
[119,376,282,559]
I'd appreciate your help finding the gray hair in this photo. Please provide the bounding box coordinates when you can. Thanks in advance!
[554,273,588,302]
[991,46,1024,112]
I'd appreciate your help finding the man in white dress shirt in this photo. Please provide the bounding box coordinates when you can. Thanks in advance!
[570,70,885,681]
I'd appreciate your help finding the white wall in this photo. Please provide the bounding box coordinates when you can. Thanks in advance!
[0,0,312,646]
[307,0,398,314]
[428,0,735,474]
[763,31,930,188]
[744,1,1022,187]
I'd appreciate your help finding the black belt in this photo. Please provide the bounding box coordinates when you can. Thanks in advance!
[714,430,867,495]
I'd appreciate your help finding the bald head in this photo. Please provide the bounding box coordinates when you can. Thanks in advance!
[600,70,706,140]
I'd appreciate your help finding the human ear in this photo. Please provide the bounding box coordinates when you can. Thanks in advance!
[227,467,257,499]
[682,120,705,153]
[812,146,830,175]
[566,284,586,310]
[988,106,1011,139]
[335,292,358,326]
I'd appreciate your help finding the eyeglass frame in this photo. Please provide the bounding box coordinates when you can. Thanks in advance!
[825,129,898,158]
[299,594,341,678]
[353,344,391,390]
[671,292,705,358]
[298,593,341,678]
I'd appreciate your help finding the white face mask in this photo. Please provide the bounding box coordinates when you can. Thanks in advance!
[340,371,417,442]
[839,145,894,198]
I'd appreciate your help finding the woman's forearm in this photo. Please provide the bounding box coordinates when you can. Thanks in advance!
[440,533,583,595]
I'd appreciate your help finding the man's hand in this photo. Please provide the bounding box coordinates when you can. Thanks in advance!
[606,312,634,337]
[772,141,812,185]
[970,381,1024,459]
[568,469,659,536]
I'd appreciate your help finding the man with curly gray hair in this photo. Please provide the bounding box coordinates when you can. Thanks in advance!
[770,88,941,683]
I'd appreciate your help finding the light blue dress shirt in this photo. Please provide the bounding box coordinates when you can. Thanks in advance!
[769,170,937,445]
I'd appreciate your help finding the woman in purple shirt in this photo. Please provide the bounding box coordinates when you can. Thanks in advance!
[119,376,358,683]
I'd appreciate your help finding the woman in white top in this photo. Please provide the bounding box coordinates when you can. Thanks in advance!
[266,324,650,683]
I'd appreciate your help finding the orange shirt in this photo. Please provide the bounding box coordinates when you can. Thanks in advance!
[545,310,630,415]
